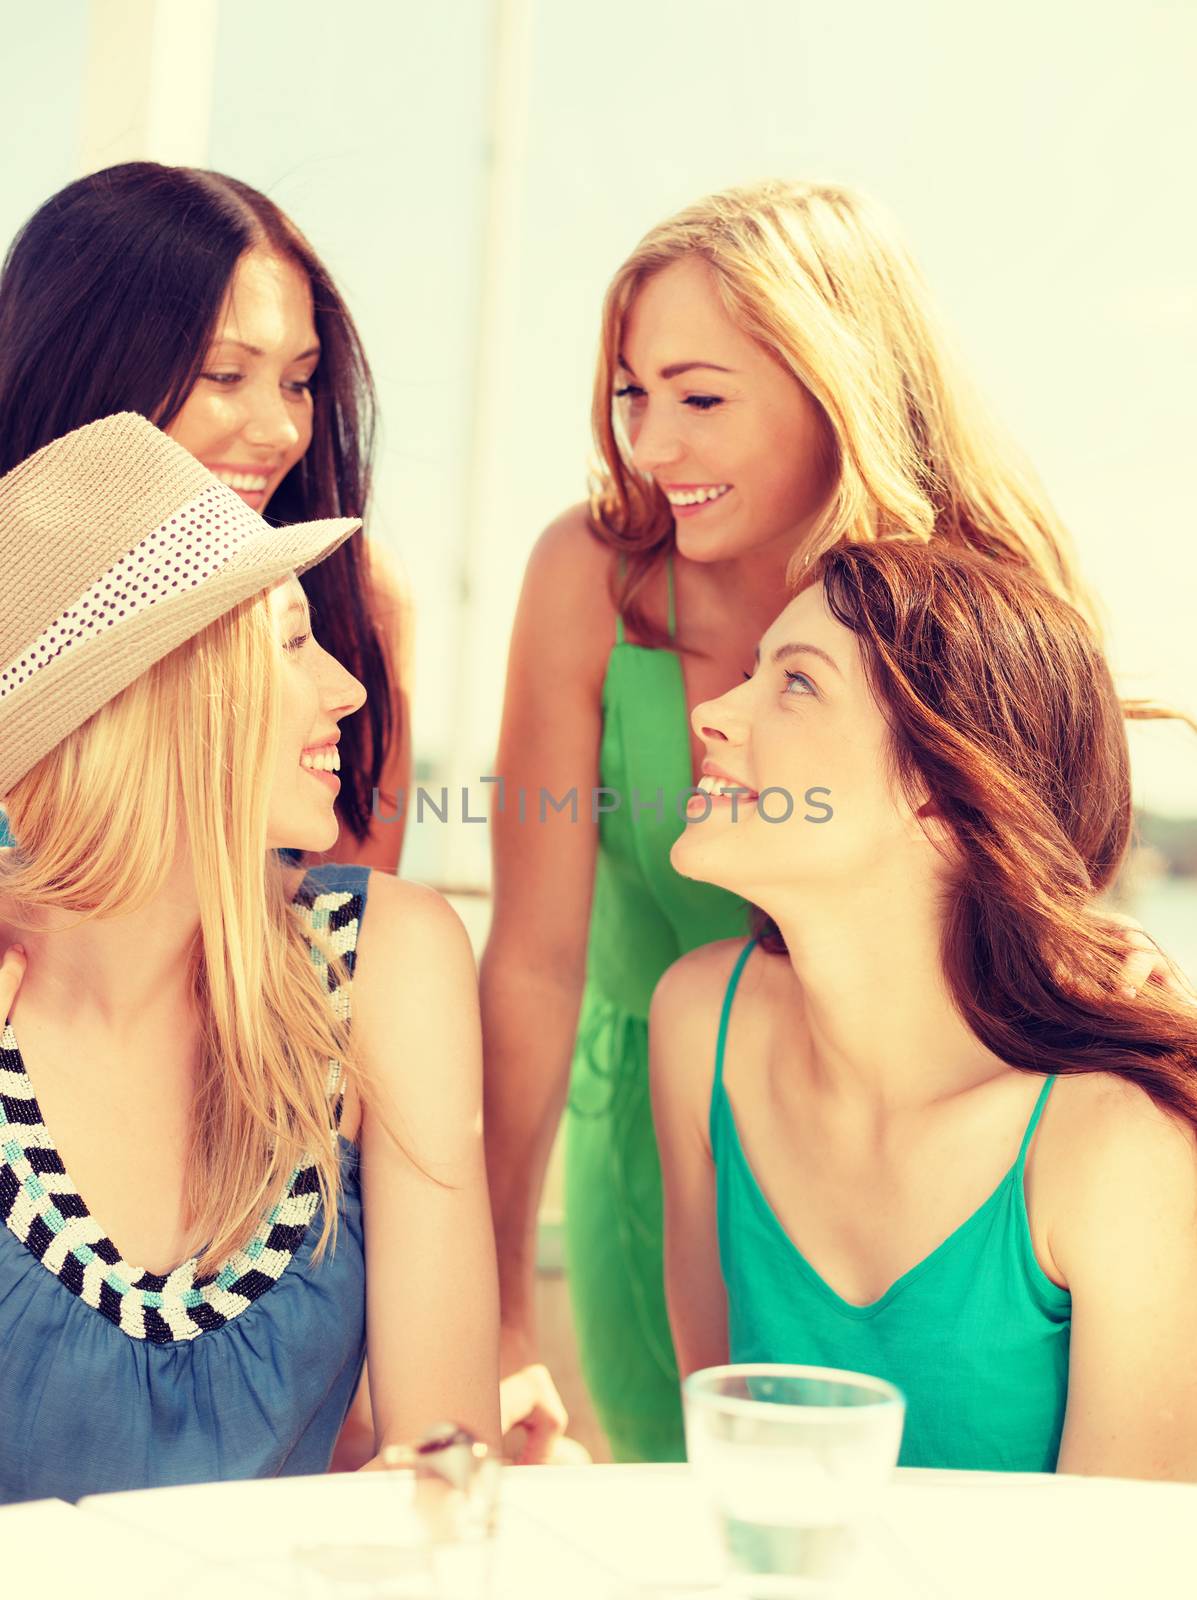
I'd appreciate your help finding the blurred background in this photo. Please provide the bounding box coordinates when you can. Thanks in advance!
[5,0,1194,947]
[4,0,1194,1459]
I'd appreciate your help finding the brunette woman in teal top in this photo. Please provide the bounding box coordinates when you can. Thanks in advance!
[651,541,1197,1479]
[711,940,1069,1471]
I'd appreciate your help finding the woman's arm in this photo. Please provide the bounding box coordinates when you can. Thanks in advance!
[649,948,734,1378]
[480,507,613,1460]
[328,544,413,874]
[353,873,500,1453]
[1052,1075,1197,1480]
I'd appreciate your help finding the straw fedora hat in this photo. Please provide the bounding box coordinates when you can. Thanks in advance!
[0,412,361,798]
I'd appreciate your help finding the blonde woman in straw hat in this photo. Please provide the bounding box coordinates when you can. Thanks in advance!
[0,416,498,1504]
[0,162,411,871]
[483,178,1182,1465]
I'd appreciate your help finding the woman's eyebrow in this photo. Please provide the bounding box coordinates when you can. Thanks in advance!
[660,360,735,379]
[754,640,842,677]
[209,337,321,361]
[617,356,735,379]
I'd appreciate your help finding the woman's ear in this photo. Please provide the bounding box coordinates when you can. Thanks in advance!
[908,795,957,860]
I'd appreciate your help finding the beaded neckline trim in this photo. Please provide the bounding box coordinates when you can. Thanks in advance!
[0,879,362,1343]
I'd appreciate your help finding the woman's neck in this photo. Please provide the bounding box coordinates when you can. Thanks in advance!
[706,541,796,620]
[3,853,201,1034]
[764,873,1006,1112]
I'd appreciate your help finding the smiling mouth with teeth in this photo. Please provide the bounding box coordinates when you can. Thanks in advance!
[696,773,758,801]
[665,484,732,508]
[300,746,341,775]
[217,472,270,491]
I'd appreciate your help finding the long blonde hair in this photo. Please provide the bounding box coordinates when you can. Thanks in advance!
[0,594,356,1273]
[590,178,1093,641]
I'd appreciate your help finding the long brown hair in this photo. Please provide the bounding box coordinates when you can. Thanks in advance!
[0,162,391,840]
[588,179,1093,646]
[757,540,1197,1125]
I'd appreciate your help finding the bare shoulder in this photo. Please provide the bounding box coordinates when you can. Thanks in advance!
[363,541,413,619]
[1043,1071,1197,1257]
[659,936,788,1014]
[353,875,475,1024]
[653,938,755,1021]
[508,502,619,701]
[525,501,613,596]
[353,873,479,1090]
[524,499,617,636]
[356,871,472,959]
[1048,1070,1197,1167]
[651,939,761,1087]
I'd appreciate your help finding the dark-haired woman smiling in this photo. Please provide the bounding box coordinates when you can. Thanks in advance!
[0,162,409,869]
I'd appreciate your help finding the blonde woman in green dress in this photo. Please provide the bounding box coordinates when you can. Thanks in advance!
[484,179,1167,1464]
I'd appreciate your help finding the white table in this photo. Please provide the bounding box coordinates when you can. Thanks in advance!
[5,1464,1195,1598]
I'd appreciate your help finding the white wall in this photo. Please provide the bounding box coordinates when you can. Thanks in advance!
[205,0,493,808]
[0,4,89,250]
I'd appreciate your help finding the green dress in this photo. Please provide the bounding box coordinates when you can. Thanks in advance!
[564,558,748,1461]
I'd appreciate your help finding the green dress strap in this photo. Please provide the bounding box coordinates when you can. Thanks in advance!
[614,552,676,645]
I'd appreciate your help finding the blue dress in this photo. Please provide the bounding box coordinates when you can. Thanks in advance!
[0,864,370,1504]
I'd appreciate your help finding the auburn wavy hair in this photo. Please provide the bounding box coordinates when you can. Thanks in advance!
[588,179,1093,646]
[755,540,1197,1124]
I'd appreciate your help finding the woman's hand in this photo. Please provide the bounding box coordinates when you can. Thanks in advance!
[499,1324,569,1464]
[1,943,26,1024]
[1102,911,1196,1002]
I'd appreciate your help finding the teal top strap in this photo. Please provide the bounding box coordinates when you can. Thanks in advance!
[1015,1075,1057,1165]
[711,939,758,1119]
[613,553,676,646]
[711,947,1056,1168]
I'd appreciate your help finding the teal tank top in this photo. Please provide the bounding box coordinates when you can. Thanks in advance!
[711,940,1072,1472]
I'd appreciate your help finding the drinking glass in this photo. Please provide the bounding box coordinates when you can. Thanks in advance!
[683,1364,905,1597]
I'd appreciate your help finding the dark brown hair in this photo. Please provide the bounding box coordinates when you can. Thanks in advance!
[757,539,1197,1125]
[0,162,392,839]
